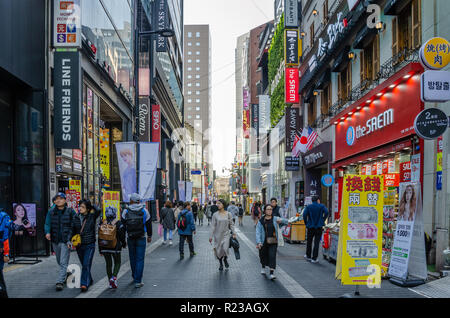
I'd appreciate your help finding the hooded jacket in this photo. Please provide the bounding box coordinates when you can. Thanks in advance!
[122,203,152,239]
[177,209,195,235]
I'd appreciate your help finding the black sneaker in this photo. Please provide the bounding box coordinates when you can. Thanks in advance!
[180,254,184,260]
[56,283,64,291]
[223,257,229,269]
[219,264,224,271]
[190,252,197,257]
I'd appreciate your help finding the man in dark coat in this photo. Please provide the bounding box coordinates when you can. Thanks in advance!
[303,195,328,263]
[270,198,281,217]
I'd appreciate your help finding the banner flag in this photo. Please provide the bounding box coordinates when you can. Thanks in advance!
[115,142,137,202]
[138,142,160,201]
[178,181,186,202]
[186,181,193,202]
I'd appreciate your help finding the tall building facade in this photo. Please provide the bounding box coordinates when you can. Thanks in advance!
[183,24,211,203]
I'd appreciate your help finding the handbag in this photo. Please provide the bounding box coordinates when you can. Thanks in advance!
[158,223,163,237]
[98,219,118,249]
[264,219,278,245]
[71,217,87,248]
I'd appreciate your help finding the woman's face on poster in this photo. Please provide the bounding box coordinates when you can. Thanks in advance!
[405,186,413,202]
[15,205,25,219]
[122,152,133,165]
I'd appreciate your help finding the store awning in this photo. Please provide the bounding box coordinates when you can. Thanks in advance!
[384,0,411,15]
[315,69,331,90]
[331,47,351,73]
[353,25,378,50]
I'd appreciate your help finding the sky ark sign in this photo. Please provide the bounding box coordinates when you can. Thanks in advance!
[54,49,81,149]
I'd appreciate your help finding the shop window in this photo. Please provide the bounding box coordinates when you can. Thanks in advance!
[360,35,380,84]
[392,0,422,59]
[310,23,315,48]
[338,62,352,102]
[321,84,331,116]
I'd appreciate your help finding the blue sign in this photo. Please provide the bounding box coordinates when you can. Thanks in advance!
[437,171,442,190]
[191,170,201,175]
[346,126,355,146]
[321,174,334,187]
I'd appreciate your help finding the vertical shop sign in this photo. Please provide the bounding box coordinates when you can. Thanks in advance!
[151,105,161,150]
[411,154,421,183]
[285,107,300,152]
[243,88,250,111]
[138,142,160,201]
[436,136,443,190]
[336,175,384,285]
[54,50,81,149]
[389,183,427,282]
[285,68,299,103]
[102,191,121,220]
[243,110,250,139]
[100,128,110,180]
[284,29,299,66]
[399,161,411,183]
[53,0,82,48]
[139,97,151,142]
[284,0,299,28]
[154,0,168,52]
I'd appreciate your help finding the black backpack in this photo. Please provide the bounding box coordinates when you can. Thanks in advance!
[177,212,188,231]
[126,208,145,239]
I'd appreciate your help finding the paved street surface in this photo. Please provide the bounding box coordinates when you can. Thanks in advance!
[4,216,425,298]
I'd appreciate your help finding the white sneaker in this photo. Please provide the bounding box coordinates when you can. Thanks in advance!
[261,268,266,275]
[269,274,276,280]
[311,259,319,263]
[169,240,173,246]
[304,254,311,261]
[162,241,166,245]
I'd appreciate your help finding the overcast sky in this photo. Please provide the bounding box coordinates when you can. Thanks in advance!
[184,0,274,177]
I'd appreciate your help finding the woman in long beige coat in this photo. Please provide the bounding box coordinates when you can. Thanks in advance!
[209,199,236,271]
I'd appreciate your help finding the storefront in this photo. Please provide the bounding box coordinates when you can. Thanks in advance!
[303,142,332,210]
[332,63,424,271]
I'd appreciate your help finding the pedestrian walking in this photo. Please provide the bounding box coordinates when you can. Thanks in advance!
[209,199,236,271]
[121,193,152,288]
[227,201,239,225]
[198,204,205,226]
[252,202,262,227]
[238,204,244,226]
[44,192,76,291]
[303,195,328,263]
[192,202,198,224]
[206,202,212,226]
[160,200,175,245]
[256,204,290,280]
[174,202,183,221]
[98,206,127,289]
[72,199,101,292]
[270,198,281,217]
[177,202,196,260]
[0,210,11,298]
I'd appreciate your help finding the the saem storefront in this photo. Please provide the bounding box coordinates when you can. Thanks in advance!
[332,63,424,235]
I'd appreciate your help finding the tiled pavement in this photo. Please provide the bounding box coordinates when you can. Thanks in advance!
[4,216,426,298]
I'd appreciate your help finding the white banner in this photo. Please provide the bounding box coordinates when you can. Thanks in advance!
[178,181,186,202]
[138,142,159,201]
[388,183,427,280]
[186,181,193,202]
[115,142,137,202]
[411,154,421,183]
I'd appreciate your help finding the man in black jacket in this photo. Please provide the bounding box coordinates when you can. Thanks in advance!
[44,193,76,291]
[270,198,281,217]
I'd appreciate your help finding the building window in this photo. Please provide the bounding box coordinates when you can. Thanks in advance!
[188,42,192,46]
[338,62,352,102]
[188,91,192,95]
[321,84,331,116]
[188,51,192,55]
[188,59,192,63]
[188,32,192,38]
[196,91,200,95]
[195,75,200,79]
[196,83,200,87]
[196,42,200,46]
[188,99,192,103]
[308,98,317,126]
[188,107,192,111]
[196,67,200,71]
[188,115,192,119]
[196,115,200,119]
[196,51,200,55]
[310,23,315,48]
[360,35,380,83]
[196,107,200,111]
[187,75,192,79]
[323,0,328,24]
[196,32,200,37]
[196,99,200,103]
[196,59,200,63]
[188,67,192,71]
[392,0,422,58]
[188,83,192,87]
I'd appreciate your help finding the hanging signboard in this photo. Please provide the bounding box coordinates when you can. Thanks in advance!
[419,37,450,70]
[437,136,443,191]
[285,156,300,171]
[243,110,250,139]
[151,105,161,150]
[154,0,168,52]
[115,142,137,202]
[321,174,334,187]
[178,181,186,202]
[336,175,384,286]
[284,0,299,28]
[284,29,299,66]
[243,88,250,111]
[420,70,450,103]
[411,154,421,183]
[186,181,193,202]
[285,107,300,152]
[414,108,448,140]
[53,0,82,48]
[139,142,160,201]
[100,128,110,180]
[285,68,299,103]
[139,97,151,142]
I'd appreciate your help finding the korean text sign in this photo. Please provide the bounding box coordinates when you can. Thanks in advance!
[336,175,384,285]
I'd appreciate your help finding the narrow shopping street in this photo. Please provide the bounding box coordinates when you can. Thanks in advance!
[4,216,422,298]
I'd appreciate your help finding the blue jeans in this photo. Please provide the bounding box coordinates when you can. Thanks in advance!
[128,237,146,284]
[76,243,95,287]
[163,228,173,241]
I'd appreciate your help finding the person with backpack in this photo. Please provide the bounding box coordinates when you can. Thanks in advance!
[98,206,126,289]
[177,201,196,260]
[121,193,152,288]
[44,192,76,291]
[227,201,239,225]
[238,204,244,226]
[209,199,236,271]
[160,201,175,246]
[72,199,101,292]
[0,210,12,298]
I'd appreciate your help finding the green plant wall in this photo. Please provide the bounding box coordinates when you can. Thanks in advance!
[268,14,284,85]
[270,72,285,127]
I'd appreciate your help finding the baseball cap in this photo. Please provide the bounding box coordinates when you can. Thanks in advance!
[53,192,66,201]
[130,193,141,202]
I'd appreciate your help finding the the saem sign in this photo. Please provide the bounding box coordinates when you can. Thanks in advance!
[346,109,394,146]
[285,68,299,103]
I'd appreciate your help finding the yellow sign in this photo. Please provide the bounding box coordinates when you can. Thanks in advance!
[437,152,443,172]
[100,128,110,180]
[69,180,81,194]
[420,37,450,70]
[102,190,121,220]
[336,175,384,286]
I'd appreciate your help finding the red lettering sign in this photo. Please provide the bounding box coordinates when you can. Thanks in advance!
[382,160,389,174]
[285,68,299,103]
[371,163,377,175]
[72,149,82,161]
[383,174,400,188]
[399,161,411,182]
[151,105,161,150]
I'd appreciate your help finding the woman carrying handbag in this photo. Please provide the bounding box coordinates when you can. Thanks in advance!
[209,199,236,271]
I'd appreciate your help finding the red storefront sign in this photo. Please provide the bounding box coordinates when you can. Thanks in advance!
[285,68,299,103]
[243,110,250,139]
[335,64,423,162]
[400,161,411,182]
[151,105,161,150]
[361,166,366,175]
[371,163,377,175]
[382,160,389,174]
[72,149,82,161]
[384,173,400,188]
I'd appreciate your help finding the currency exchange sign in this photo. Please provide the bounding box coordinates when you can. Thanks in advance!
[336,175,384,286]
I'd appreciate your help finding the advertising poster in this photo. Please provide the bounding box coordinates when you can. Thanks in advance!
[336,175,384,285]
[65,190,79,211]
[381,189,397,276]
[100,128,110,180]
[12,203,37,236]
[411,154,421,183]
[138,142,159,201]
[186,181,193,202]
[115,142,137,202]
[178,181,186,202]
[102,191,121,220]
[399,161,411,183]
[388,183,427,281]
